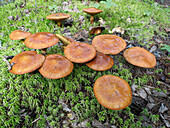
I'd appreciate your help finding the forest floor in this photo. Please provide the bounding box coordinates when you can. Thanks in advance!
[0,0,169,127]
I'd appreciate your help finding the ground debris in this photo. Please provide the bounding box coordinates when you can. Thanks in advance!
[73,30,89,42]
[158,103,168,113]
[58,99,71,113]
[77,119,90,127]
[130,96,148,115]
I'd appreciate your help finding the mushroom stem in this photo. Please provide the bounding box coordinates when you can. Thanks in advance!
[57,21,61,27]
[63,46,66,49]
[90,16,94,24]
[56,34,71,46]
[30,70,39,76]
[41,48,47,54]
[21,39,25,43]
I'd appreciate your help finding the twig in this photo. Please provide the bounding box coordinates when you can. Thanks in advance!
[159,81,170,88]
[31,117,40,124]
[3,57,12,70]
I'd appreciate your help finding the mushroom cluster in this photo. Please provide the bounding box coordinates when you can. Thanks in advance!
[8,7,157,111]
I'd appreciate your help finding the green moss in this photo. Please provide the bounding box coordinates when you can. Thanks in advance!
[0,0,168,127]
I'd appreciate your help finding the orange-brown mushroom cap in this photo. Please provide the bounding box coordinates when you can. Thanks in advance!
[83,7,103,16]
[46,13,70,21]
[9,30,32,40]
[93,75,132,110]
[86,52,114,71]
[24,32,59,49]
[9,51,45,74]
[92,35,127,55]
[123,47,156,68]
[64,42,96,63]
[39,54,73,79]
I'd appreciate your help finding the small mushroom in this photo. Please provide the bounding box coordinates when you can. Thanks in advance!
[39,54,73,79]
[123,47,156,68]
[64,42,96,63]
[46,13,70,27]
[90,26,105,35]
[9,51,45,75]
[9,30,32,43]
[83,7,103,24]
[93,75,132,110]
[24,32,59,54]
[92,34,127,55]
[86,52,114,71]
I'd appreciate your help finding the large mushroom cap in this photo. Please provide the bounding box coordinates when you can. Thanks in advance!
[64,42,96,63]
[123,47,156,68]
[9,30,32,40]
[83,7,103,16]
[93,75,132,110]
[92,35,127,55]
[25,32,59,49]
[9,51,45,74]
[86,52,114,71]
[46,13,70,21]
[39,54,73,79]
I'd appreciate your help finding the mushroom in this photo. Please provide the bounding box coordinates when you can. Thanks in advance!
[9,30,32,43]
[24,32,59,54]
[93,75,132,110]
[92,34,126,55]
[56,34,76,46]
[39,54,73,79]
[64,42,96,63]
[89,26,105,35]
[83,7,103,24]
[123,47,156,68]
[86,52,114,71]
[9,51,45,75]
[46,13,70,27]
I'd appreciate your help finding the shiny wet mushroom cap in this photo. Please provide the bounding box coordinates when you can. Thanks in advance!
[24,32,59,49]
[123,47,156,68]
[93,75,132,110]
[92,34,127,55]
[9,51,45,74]
[46,13,70,27]
[64,42,96,63]
[39,54,73,79]
[86,52,114,71]
[9,30,32,40]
